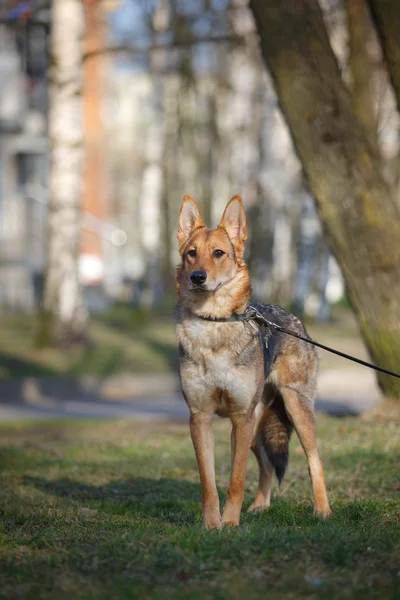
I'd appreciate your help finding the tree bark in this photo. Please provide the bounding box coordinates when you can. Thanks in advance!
[38,0,86,345]
[347,0,379,153]
[367,0,400,110]
[250,0,400,397]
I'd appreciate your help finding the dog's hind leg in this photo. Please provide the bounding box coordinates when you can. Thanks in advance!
[248,440,274,512]
[281,388,331,517]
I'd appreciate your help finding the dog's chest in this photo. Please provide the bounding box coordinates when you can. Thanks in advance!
[178,319,261,413]
[185,318,238,352]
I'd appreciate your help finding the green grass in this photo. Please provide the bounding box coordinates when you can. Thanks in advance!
[0,408,399,599]
[0,312,177,378]
[0,307,364,379]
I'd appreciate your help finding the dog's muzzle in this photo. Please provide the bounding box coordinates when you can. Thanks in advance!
[190,270,207,286]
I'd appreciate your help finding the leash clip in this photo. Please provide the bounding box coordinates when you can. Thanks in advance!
[239,306,259,322]
[240,306,271,328]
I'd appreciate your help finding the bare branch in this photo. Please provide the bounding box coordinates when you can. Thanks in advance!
[83,34,248,61]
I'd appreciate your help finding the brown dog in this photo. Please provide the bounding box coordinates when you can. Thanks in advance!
[176,194,331,528]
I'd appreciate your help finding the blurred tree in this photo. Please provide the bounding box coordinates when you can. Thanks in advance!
[37,0,86,345]
[81,0,108,286]
[250,0,400,397]
[367,0,400,109]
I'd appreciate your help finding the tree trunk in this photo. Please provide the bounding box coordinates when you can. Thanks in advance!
[139,50,165,305]
[367,0,400,110]
[347,0,379,153]
[38,0,86,345]
[250,0,400,397]
[81,0,107,284]
[198,88,216,228]
[161,74,176,297]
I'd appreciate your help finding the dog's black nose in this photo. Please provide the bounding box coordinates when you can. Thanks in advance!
[190,270,207,285]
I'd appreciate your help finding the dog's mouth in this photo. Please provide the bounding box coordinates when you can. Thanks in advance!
[190,282,222,293]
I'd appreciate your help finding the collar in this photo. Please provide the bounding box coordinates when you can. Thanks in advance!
[188,305,260,324]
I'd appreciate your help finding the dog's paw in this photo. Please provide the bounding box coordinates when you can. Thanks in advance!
[204,518,221,530]
[317,509,332,519]
[314,505,332,518]
[247,502,270,513]
[203,509,221,529]
[221,519,240,528]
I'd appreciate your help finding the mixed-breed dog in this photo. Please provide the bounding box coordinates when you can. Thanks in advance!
[175,194,331,528]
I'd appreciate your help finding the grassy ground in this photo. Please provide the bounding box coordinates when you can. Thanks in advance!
[0,310,177,378]
[0,407,399,599]
[0,307,365,378]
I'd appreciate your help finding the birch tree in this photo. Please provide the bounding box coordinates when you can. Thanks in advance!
[38,0,86,345]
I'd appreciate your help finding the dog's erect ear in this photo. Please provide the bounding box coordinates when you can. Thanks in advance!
[219,195,247,257]
[177,195,204,252]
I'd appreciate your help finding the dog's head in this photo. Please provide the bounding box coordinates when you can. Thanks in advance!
[176,195,251,314]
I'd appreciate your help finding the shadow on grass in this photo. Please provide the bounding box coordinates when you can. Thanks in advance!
[25,475,202,525]
[23,468,397,530]
[0,346,126,379]
[0,353,58,378]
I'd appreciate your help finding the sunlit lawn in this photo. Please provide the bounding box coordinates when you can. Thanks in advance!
[0,406,399,599]
[0,311,177,378]
[0,307,365,379]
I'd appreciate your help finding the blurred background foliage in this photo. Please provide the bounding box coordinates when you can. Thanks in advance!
[0,0,399,395]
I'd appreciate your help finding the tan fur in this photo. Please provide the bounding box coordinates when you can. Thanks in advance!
[176,195,331,528]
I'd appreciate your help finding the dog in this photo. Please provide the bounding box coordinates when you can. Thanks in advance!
[176,194,331,528]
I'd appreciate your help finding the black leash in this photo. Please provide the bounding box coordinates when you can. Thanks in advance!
[237,306,400,380]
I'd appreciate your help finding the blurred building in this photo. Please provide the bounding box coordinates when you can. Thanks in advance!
[0,1,49,310]
[0,1,114,312]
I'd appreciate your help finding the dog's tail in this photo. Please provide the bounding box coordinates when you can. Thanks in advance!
[256,395,293,484]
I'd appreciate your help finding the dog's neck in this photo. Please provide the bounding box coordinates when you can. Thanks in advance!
[178,266,251,320]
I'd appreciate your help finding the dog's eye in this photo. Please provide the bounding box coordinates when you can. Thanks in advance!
[213,249,225,258]
[187,249,196,258]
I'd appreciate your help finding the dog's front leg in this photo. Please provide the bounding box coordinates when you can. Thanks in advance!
[190,411,221,529]
[222,412,254,527]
